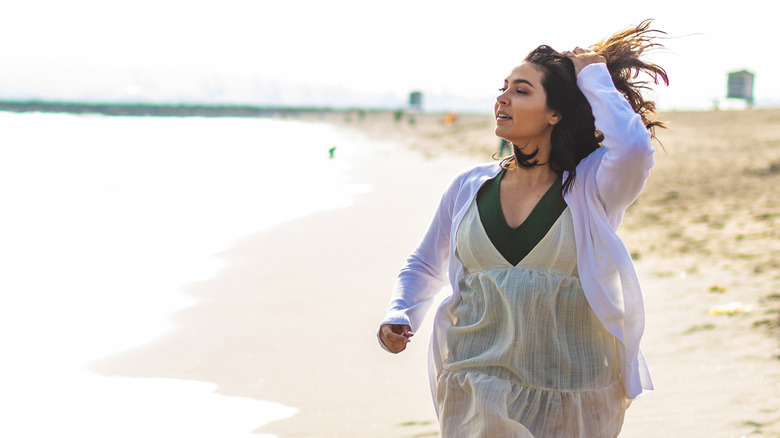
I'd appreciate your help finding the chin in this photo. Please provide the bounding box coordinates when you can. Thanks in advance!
[494,130,511,143]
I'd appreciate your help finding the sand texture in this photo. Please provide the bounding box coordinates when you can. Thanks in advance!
[93,108,780,437]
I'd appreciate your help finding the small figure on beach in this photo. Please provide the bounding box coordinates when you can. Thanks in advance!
[328,146,336,159]
[378,19,668,437]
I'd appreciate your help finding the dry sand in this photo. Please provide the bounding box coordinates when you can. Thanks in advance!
[92,109,779,437]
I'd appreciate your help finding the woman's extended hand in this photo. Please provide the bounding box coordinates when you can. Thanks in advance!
[562,46,606,76]
[379,324,414,353]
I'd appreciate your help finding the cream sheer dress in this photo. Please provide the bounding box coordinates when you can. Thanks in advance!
[437,201,626,437]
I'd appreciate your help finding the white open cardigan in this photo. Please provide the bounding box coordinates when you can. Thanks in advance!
[379,63,654,412]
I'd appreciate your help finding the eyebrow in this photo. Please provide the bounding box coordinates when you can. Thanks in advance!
[511,79,535,88]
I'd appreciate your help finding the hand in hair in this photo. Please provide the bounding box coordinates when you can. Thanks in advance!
[561,46,606,76]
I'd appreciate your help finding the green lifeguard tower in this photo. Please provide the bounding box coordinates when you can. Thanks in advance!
[727,70,755,107]
[408,91,423,111]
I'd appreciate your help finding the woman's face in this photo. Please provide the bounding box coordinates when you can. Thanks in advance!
[494,62,560,146]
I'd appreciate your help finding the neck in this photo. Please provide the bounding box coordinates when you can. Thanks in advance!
[508,162,558,187]
[509,138,556,184]
[512,136,552,163]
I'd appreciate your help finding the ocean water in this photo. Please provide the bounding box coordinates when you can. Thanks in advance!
[0,112,369,437]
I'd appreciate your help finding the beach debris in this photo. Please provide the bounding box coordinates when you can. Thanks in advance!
[654,271,675,277]
[753,319,775,328]
[707,285,727,293]
[683,323,716,334]
[764,292,780,301]
[398,421,434,426]
[708,301,752,316]
[743,420,765,435]
[398,419,438,437]
[328,146,336,159]
[443,112,458,126]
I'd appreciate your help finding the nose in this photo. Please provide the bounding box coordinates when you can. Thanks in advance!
[496,89,509,106]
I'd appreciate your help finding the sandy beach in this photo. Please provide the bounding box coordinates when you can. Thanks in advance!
[85,108,780,437]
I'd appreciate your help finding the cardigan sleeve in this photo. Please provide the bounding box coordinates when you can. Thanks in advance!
[569,63,656,398]
[378,172,461,342]
[577,63,655,223]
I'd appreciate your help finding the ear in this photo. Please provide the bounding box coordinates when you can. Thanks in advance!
[548,111,562,126]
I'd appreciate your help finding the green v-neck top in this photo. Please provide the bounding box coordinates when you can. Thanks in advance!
[476,169,568,266]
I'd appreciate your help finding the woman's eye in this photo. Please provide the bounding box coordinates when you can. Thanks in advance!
[498,87,526,95]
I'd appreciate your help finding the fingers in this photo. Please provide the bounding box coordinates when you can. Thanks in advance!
[380,324,414,354]
[381,331,409,353]
[561,46,605,76]
[562,46,592,57]
[394,324,414,339]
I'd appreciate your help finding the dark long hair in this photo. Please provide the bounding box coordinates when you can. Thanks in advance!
[502,19,669,194]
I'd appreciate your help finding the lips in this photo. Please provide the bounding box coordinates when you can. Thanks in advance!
[496,112,512,121]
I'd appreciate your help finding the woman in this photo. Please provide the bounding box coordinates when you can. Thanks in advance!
[378,20,668,437]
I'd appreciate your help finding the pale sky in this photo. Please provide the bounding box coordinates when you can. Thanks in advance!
[1,0,777,110]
